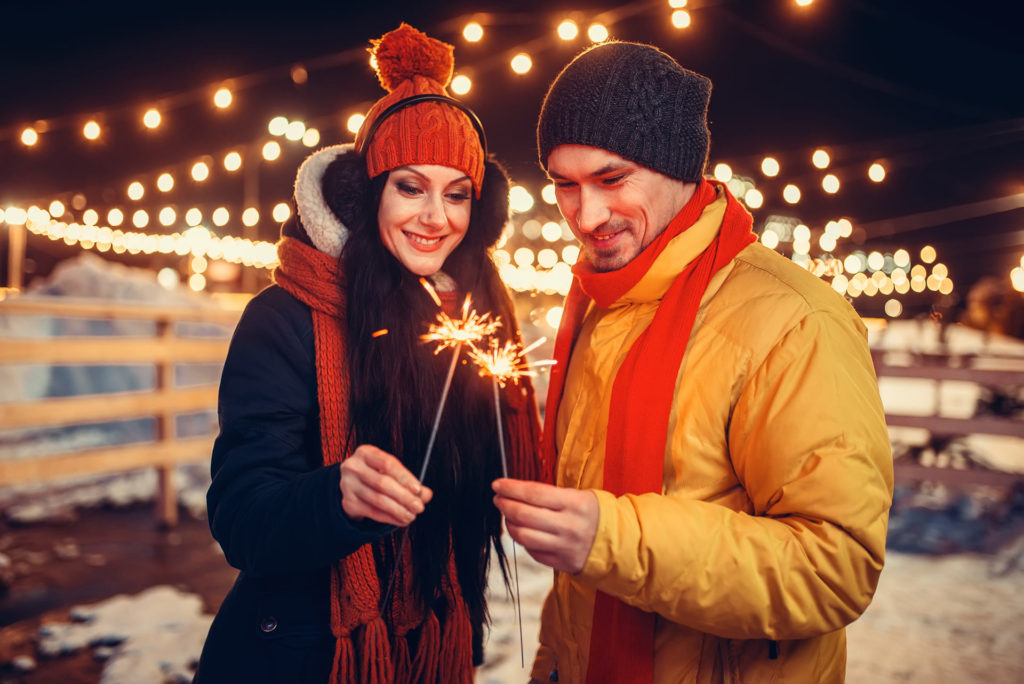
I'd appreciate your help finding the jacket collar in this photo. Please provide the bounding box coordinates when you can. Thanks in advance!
[618,189,728,306]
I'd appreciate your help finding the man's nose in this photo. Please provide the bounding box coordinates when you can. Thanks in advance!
[576,187,611,234]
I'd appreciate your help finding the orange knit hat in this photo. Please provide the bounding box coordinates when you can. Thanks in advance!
[355,24,485,196]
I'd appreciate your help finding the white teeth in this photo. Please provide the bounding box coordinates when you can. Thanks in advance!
[405,232,442,245]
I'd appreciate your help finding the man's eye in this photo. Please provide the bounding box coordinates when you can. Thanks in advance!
[601,174,626,185]
[553,181,576,189]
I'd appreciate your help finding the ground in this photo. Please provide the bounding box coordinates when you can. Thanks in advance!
[1,505,1023,683]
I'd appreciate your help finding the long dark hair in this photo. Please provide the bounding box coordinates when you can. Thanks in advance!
[325,154,515,642]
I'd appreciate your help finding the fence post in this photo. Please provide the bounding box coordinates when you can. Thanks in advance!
[155,318,179,528]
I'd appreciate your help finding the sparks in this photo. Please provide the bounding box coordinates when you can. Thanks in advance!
[421,295,501,354]
[419,277,443,308]
[467,336,554,388]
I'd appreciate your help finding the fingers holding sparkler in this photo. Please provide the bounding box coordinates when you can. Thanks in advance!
[340,444,433,527]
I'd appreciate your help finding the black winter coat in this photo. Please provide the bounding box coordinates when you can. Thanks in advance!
[194,286,391,683]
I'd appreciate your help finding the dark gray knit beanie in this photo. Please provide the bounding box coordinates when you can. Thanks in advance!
[537,41,712,182]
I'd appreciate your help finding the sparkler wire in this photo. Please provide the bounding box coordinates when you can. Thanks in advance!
[493,377,525,668]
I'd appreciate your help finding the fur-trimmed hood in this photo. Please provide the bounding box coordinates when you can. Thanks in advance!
[292,143,355,258]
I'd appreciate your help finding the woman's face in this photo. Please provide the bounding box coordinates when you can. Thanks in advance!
[377,164,473,276]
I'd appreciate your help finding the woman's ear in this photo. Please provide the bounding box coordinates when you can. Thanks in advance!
[321,148,371,232]
[475,157,512,247]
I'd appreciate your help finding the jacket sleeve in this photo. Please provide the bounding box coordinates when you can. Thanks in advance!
[207,291,389,577]
[530,588,560,682]
[577,310,894,640]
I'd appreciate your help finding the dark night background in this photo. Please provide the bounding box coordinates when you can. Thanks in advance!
[2,0,1022,319]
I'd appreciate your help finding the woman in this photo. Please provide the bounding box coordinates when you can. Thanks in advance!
[195,24,542,683]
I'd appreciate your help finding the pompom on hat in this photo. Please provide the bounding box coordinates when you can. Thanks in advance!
[355,24,486,196]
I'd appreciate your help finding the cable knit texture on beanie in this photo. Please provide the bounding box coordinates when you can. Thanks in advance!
[356,23,485,194]
[537,41,712,182]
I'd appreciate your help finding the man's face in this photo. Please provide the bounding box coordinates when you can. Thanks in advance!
[547,145,690,272]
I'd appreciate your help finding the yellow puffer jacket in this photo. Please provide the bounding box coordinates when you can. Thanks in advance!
[531,193,894,683]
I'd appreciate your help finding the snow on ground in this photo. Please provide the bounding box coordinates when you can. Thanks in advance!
[27,543,1024,683]
[34,585,210,684]
[476,544,1024,683]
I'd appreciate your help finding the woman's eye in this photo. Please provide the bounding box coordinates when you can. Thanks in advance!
[446,191,470,202]
[397,182,422,195]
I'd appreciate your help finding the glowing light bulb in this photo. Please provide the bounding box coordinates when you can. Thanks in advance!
[713,163,732,182]
[212,207,229,227]
[588,23,609,42]
[128,182,144,201]
[669,0,688,7]
[557,20,579,40]
[191,161,210,182]
[132,210,149,228]
[783,184,801,204]
[463,22,483,42]
[285,120,305,141]
[451,74,472,95]
[822,174,840,194]
[224,151,242,171]
[185,208,202,226]
[262,141,281,161]
[48,200,65,217]
[268,116,288,136]
[83,120,101,140]
[272,202,291,222]
[159,207,177,226]
[812,149,830,169]
[143,109,161,129]
[744,188,764,209]
[347,114,365,135]
[761,157,780,177]
[509,186,534,213]
[511,53,532,74]
[868,162,886,182]
[242,208,260,227]
[671,10,691,28]
[214,87,232,109]
[541,184,557,205]
[920,245,937,264]
[302,128,320,147]
[157,173,174,192]
[21,127,38,146]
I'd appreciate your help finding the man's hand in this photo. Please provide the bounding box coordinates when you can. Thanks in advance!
[492,478,599,574]
[340,444,432,527]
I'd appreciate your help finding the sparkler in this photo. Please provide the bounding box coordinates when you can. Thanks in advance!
[467,336,555,667]
[381,280,502,613]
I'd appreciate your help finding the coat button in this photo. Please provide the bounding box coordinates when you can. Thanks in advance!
[259,616,278,633]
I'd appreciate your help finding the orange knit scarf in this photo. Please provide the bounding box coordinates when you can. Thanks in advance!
[274,236,470,683]
[541,181,755,683]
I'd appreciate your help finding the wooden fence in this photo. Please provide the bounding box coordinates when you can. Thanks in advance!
[2,297,1022,526]
[873,348,1024,488]
[0,297,240,526]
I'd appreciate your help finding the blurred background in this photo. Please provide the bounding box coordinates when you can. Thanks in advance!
[1,1,1022,682]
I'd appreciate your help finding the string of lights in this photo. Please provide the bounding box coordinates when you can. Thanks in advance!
[3,0,994,317]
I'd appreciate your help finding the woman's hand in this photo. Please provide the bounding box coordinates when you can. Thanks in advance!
[340,444,433,527]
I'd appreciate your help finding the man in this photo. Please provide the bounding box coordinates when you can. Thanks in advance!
[492,41,893,683]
